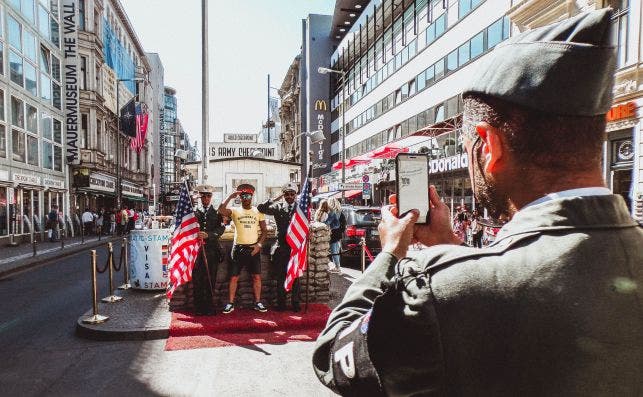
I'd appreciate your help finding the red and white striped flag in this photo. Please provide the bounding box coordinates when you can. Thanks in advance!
[166,182,202,299]
[284,179,310,291]
[130,103,149,153]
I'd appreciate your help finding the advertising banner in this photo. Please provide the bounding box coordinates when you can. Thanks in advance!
[129,229,172,290]
[102,65,117,113]
[62,0,80,165]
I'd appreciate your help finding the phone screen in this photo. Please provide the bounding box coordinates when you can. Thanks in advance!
[396,154,429,224]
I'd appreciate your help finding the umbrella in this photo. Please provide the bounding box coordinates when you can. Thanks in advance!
[370,143,410,159]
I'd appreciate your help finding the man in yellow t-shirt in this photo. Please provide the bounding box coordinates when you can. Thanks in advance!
[218,184,268,314]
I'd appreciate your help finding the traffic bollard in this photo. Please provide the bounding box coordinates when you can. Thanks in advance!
[32,239,37,257]
[360,237,366,273]
[81,250,109,324]
[118,237,131,290]
[102,243,122,303]
[60,227,65,250]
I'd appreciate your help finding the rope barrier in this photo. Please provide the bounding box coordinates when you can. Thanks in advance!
[81,249,108,324]
[113,242,123,272]
[96,248,110,274]
[102,242,123,303]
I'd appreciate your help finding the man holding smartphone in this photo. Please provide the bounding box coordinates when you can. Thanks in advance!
[313,9,642,396]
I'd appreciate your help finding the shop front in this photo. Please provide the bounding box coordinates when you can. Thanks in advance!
[122,182,147,209]
[72,170,117,213]
[605,101,638,214]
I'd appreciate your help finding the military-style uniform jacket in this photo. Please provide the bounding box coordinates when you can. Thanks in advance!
[195,204,226,261]
[312,195,643,396]
[257,199,295,247]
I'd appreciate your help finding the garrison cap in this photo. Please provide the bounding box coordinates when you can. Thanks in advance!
[463,8,616,116]
[282,182,298,193]
[194,184,215,194]
[236,183,255,195]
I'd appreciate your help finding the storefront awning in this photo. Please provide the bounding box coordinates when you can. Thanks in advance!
[312,191,337,201]
[123,196,149,202]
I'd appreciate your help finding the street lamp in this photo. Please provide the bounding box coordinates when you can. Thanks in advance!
[116,77,144,210]
[318,66,346,202]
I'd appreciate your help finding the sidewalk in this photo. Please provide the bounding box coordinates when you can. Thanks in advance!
[0,234,122,279]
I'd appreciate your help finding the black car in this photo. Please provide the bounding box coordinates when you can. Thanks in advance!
[340,206,382,265]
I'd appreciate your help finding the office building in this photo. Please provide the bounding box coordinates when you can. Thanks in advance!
[277,55,302,163]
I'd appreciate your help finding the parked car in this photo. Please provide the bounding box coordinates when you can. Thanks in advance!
[340,206,382,265]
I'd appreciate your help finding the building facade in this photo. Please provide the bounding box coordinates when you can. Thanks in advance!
[320,0,513,209]
[278,55,301,163]
[71,0,152,219]
[145,51,163,212]
[508,0,642,220]
[0,0,68,243]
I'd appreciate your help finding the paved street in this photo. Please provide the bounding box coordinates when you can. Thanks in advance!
[0,245,357,396]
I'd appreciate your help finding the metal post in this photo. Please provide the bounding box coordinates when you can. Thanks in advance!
[79,209,84,244]
[360,236,366,273]
[102,242,122,303]
[32,239,37,257]
[201,0,209,183]
[267,74,271,143]
[341,72,346,203]
[116,81,121,210]
[81,250,109,324]
[118,237,131,289]
[60,224,65,249]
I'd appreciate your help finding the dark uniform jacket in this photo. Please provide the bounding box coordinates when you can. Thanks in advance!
[312,195,643,396]
[257,199,295,247]
[195,205,225,262]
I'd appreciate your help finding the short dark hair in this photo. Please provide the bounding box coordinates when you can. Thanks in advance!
[463,94,606,172]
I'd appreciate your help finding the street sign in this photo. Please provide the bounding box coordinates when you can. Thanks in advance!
[362,174,370,183]
[362,183,372,199]
[338,182,363,190]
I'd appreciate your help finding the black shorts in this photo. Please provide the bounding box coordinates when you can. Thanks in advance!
[229,244,261,276]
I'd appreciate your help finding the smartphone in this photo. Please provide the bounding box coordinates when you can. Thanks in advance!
[396,153,430,224]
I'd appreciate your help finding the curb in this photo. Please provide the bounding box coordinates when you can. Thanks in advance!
[75,320,169,341]
[0,236,122,279]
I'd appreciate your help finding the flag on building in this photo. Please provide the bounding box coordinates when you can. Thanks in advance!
[284,179,310,292]
[167,182,202,299]
[130,103,149,153]
[119,98,137,137]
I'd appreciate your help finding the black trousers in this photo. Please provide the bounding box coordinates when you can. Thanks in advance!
[473,231,483,248]
[273,244,300,308]
[192,250,219,313]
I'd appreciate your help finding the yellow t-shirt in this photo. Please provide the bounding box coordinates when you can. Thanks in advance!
[231,206,265,245]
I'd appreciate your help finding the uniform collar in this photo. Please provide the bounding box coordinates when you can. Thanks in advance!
[524,187,612,208]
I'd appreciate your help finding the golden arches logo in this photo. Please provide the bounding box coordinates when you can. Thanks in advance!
[314,100,327,111]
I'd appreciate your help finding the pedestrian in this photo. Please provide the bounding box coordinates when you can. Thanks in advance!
[313,10,643,395]
[120,206,129,235]
[326,198,345,274]
[47,204,59,242]
[192,185,226,316]
[127,207,135,233]
[96,210,104,235]
[470,209,483,248]
[218,184,268,314]
[81,208,94,236]
[258,182,301,312]
[109,210,116,235]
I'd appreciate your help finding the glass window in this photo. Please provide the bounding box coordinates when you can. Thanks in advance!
[488,19,503,48]
[8,16,22,52]
[426,24,436,44]
[41,113,52,140]
[470,31,484,58]
[0,125,6,158]
[42,141,52,168]
[417,71,426,91]
[425,65,434,85]
[12,128,25,162]
[24,62,37,96]
[23,0,35,22]
[409,80,417,96]
[434,58,445,79]
[9,51,23,87]
[435,14,446,37]
[40,73,51,102]
[38,5,50,40]
[23,30,36,62]
[78,0,85,30]
[435,104,445,122]
[458,42,470,66]
[27,134,38,165]
[26,104,37,133]
[39,45,50,72]
[11,96,24,128]
[52,82,61,109]
[0,89,4,121]
[51,55,60,81]
[53,144,61,171]
[447,50,458,72]
[53,118,61,143]
[0,44,4,76]
[459,0,471,18]
[401,84,409,101]
[9,0,21,10]
[50,17,59,47]
[409,39,417,59]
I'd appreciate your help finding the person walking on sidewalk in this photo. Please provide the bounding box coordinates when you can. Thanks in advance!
[47,205,59,242]
[326,198,345,274]
[258,182,301,312]
[81,209,94,236]
[218,184,268,314]
[192,185,226,316]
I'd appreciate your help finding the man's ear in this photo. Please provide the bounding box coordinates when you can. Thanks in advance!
[475,122,504,174]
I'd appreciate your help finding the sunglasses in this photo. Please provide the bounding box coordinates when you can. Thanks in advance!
[240,193,253,199]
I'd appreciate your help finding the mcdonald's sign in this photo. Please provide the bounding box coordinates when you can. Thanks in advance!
[314,100,327,111]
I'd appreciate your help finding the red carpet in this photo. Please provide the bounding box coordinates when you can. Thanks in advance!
[165,303,332,351]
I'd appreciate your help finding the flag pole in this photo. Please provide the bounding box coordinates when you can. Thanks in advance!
[305,178,311,314]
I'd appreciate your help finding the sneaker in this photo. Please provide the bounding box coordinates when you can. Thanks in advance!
[254,302,268,312]
[222,303,234,314]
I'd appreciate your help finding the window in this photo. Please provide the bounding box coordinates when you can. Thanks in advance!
[23,30,36,61]
[53,144,61,171]
[487,18,503,48]
[26,104,37,133]
[435,104,445,123]
[425,65,434,85]
[11,96,24,128]
[38,5,50,40]
[78,0,85,30]
[9,50,23,86]
[401,83,409,101]
[8,15,21,50]
[52,82,61,109]
[80,56,87,90]
[22,0,35,22]
[609,0,630,67]
[81,113,88,148]
[0,125,6,158]
[51,55,60,81]
[409,79,417,96]
[434,58,445,79]
[395,88,402,105]
[417,71,426,91]
[0,44,4,75]
[12,128,25,162]
[27,134,38,165]
[0,89,4,121]
[458,42,470,66]
[42,140,52,168]
[40,73,51,102]
[41,113,52,140]
[447,49,458,73]
[435,14,446,37]
[53,118,61,143]
[470,31,484,58]
[50,17,59,47]
[459,0,471,18]
[39,45,50,72]
[24,62,37,96]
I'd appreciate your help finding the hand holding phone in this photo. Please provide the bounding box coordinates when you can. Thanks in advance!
[396,153,430,224]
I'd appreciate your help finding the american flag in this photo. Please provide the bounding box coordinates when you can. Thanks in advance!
[166,182,202,299]
[130,103,149,153]
[284,179,310,292]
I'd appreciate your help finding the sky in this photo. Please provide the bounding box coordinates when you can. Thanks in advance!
[120,0,336,154]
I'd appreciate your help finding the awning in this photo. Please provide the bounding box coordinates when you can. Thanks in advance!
[312,191,337,201]
[370,143,410,159]
[332,155,372,170]
[124,196,149,202]
[344,190,361,199]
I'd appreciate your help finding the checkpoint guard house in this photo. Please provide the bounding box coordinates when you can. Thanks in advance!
[206,134,301,206]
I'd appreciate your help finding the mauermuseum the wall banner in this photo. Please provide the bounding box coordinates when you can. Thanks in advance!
[62,0,80,165]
